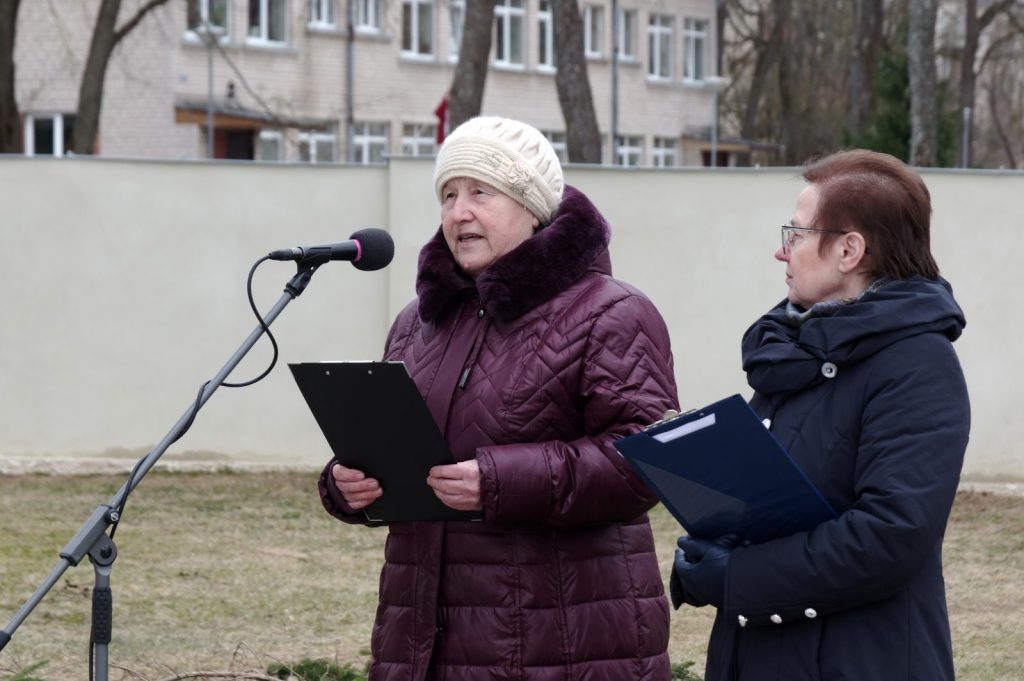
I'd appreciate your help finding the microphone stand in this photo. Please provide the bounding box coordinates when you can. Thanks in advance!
[0,263,322,681]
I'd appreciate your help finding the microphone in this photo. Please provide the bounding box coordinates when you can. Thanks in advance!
[268,228,395,271]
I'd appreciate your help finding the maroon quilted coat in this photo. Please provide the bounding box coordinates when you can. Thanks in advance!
[318,186,678,680]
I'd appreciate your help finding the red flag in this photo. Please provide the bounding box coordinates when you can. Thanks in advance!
[433,96,449,145]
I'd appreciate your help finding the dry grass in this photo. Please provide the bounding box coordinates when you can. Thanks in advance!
[0,471,1020,681]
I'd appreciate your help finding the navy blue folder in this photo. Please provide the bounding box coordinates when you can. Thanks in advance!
[289,361,481,523]
[614,394,837,544]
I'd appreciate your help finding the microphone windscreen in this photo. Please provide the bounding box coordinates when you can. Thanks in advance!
[349,228,395,271]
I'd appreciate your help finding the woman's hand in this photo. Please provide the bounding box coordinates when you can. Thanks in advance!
[330,462,383,510]
[427,460,483,511]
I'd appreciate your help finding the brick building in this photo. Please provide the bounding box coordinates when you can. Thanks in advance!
[14,0,732,166]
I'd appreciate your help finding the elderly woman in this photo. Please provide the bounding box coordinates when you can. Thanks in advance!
[319,116,678,680]
[670,149,970,680]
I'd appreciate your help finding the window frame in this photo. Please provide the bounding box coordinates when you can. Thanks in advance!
[308,0,337,29]
[355,0,384,33]
[615,134,643,167]
[617,7,637,60]
[584,4,604,59]
[537,1,554,70]
[23,113,75,157]
[401,0,435,59]
[247,0,287,45]
[185,0,229,41]
[400,122,437,157]
[298,130,337,164]
[493,0,525,69]
[682,17,708,82]
[652,136,678,167]
[352,121,390,164]
[647,13,673,80]
[448,0,465,61]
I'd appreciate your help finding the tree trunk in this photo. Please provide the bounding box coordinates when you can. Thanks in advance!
[448,0,497,131]
[551,0,600,163]
[0,0,20,153]
[73,0,173,155]
[846,0,883,145]
[907,0,938,166]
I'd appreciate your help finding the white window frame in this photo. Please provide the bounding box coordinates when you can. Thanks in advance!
[309,0,337,29]
[186,0,229,41]
[544,130,568,164]
[647,14,673,80]
[401,123,437,156]
[23,113,74,157]
[257,129,283,161]
[652,136,677,167]
[298,130,337,164]
[493,0,525,68]
[615,134,642,167]
[401,0,435,58]
[617,7,637,60]
[683,17,708,82]
[584,5,604,58]
[248,0,287,44]
[352,121,389,164]
[537,1,554,70]
[355,0,384,33]
[448,0,465,61]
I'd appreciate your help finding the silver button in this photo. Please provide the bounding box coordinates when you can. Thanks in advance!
[804,608,817,619]
[770,614,783,624]
[737,615,748,627]
[821,362,837,378]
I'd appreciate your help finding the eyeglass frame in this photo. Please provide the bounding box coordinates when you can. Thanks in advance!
[780,225,848,255]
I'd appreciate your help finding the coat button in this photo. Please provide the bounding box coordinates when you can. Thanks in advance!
[737,615,748,627]
[821,362,837,378]
[804,608,817,619]
[770,614,783,624]
[478,308,485,318]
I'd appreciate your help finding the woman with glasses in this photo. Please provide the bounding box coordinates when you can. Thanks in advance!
[669,149,970,680]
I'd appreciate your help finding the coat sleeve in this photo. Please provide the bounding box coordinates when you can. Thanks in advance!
[476,291,679,527]
[722,332,970,626]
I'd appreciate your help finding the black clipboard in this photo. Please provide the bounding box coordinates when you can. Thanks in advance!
[614,394,836,544]
[289,361,481,522]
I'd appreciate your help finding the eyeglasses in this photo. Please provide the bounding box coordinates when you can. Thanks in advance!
[780,225,848,255]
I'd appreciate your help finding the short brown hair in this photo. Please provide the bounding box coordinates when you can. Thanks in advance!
[803,149,940,280]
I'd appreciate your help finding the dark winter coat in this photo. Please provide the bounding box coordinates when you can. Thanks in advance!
[319,186,678,680]
[701,277,970,681]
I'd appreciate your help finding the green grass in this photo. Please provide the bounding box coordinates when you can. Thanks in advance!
[0,471,1020,681]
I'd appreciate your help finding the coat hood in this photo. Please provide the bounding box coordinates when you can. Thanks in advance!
[742,276,966,394]
[415,185,612,323]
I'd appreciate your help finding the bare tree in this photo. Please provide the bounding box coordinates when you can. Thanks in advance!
[447,0,497,131]
[907,0,938,165]
[550,0,600,162]
[956,0,1016,166]
[0,0,20,153]
[73,0,174,155]
[846,0,884,145]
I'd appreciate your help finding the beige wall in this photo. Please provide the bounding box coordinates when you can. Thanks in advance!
[1,157,1019,481]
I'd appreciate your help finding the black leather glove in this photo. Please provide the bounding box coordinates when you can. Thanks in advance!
[669,535,737,609]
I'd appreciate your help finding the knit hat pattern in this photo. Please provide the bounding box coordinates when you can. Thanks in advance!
[434,116,565,225]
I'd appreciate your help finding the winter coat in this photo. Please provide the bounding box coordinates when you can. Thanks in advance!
[318,186,678,680]
[700,277,970,681]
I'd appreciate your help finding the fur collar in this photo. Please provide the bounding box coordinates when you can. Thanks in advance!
[415,185,612,323]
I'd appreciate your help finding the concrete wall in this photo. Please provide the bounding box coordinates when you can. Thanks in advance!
[1,156,1019,481]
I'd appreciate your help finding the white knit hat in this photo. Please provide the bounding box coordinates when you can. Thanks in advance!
[434,116,565,225]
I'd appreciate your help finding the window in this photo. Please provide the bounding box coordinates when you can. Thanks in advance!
[309,0,336,28]
[448,0,465,60]
[401,123,437,156]
[402,0,434,57]
[298,131,336,163]
[352,121,389,163]
[248,0,286,43]
[23,113,75,157]
[584,5,603,58]
[544,130,567,164]
[257,130,282,161]
[187,0,228,35]
[648,14,672,80]
[617,8,637,59]
[652,137,677,167]
[537,1,554,69]
[683,18,708,81]
[494,0,525,67]
[615,134,642,166]
[355,0,383,32]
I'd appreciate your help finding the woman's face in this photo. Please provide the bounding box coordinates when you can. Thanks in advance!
[775,184,857,308]
[440,177,539,277]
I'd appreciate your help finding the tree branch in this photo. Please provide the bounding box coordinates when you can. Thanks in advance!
[113,0,173,44]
